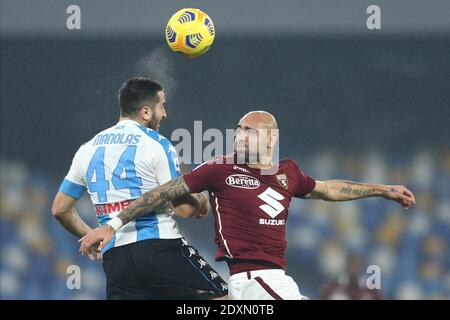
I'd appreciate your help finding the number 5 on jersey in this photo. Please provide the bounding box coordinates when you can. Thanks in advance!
[87,146,143,202]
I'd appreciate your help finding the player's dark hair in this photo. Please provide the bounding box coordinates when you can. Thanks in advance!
[119,77,163,117]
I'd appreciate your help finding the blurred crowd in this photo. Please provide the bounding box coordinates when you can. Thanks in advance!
[285,149,450,299]
[0,162,105,299]
[1,149,449,300]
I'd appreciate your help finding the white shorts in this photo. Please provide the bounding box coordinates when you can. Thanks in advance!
[228,269,310,300]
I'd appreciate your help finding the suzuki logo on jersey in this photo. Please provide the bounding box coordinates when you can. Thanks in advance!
[258,187,286,225]
[225,174,260,189]
[259,218,286,226]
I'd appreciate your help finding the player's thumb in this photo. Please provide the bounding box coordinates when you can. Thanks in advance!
[99,234,113,251]
[98,240,106,253]
[399,193,411,203]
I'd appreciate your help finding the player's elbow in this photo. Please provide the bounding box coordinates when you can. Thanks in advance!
[51,201,67,218]
[320,190,341,202]
[316,181,340,202]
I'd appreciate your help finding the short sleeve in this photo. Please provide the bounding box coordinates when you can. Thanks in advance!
[154,141,181,185]
[59,146,87,199]
[293,162,316,198]
[183,160,220,193]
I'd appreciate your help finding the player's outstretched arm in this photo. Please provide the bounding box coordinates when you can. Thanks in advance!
[79,176,192,255]
[303,180,416,209]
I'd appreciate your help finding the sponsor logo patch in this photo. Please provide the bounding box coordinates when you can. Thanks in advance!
[225,174,260,189]
[259,218,286,226]
[233,165,250,173]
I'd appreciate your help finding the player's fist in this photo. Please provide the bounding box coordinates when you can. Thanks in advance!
[383,185,416,209]
[193,193,209,219]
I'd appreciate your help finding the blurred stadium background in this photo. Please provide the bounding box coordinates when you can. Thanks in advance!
[1,0,449,299]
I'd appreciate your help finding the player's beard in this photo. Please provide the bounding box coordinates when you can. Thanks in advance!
[147,116,161,131]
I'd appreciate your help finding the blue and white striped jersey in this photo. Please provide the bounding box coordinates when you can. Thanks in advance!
[59,119,182,253]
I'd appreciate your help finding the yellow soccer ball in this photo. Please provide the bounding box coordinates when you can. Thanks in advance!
[165,8,215,57]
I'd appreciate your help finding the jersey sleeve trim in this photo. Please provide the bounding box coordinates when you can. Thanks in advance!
[59,178,86,199]
[182,159,219,193]
[136,125,180,179]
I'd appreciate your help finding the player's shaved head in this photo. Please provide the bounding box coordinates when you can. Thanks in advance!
[239,111,278,130]
[235,110,279,167]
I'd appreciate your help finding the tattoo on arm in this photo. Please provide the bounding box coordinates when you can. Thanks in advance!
[339,187,376,197]
[117,176,191,225]
[337,182,386,199]
[339,186,352,194]
[350,188,376,197]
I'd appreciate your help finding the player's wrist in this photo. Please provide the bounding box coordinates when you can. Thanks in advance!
[106,217,123,232]
[375,185,391,198]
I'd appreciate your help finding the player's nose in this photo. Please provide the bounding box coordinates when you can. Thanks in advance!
[236,129,247,140]
[235,135,246,145]
[235,136,247,148]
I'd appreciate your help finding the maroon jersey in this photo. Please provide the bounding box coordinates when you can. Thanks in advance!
[183,154,316,273]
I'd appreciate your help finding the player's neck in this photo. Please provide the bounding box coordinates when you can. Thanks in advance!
[246,155,273,169]
[247,163,273,169]
[119,116,145,126]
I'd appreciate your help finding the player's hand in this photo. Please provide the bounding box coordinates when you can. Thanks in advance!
[193,194,209,219]
[86,243,102,261]
[79,225,115,257]
[193,209,209,219]
[383,185,416,209]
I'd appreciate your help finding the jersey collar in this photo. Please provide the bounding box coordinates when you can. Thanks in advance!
[117,119,142,126]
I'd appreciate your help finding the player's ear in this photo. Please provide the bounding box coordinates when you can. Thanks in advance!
[140,105,153,121]
[269,129,279,148]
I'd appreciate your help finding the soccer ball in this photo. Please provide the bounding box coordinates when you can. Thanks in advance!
[165,8,215,57]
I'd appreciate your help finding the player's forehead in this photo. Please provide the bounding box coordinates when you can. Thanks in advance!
[156,90,166,103]
[238,112,275,130]
[238,120,260,132]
